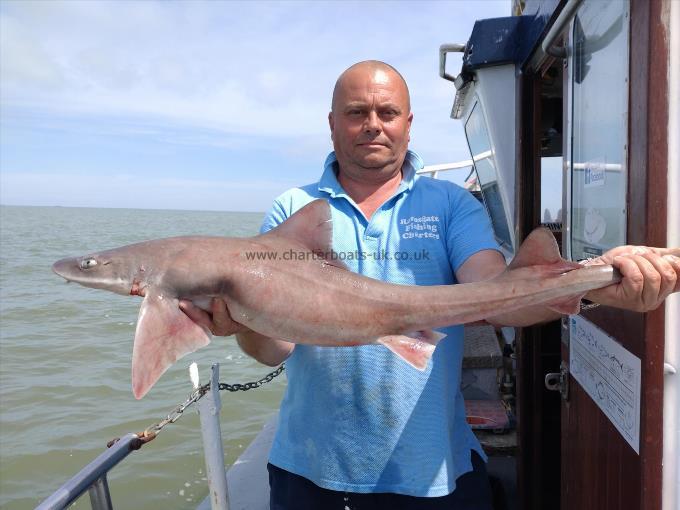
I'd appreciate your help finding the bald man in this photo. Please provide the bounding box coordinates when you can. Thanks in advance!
[182,61,679,509]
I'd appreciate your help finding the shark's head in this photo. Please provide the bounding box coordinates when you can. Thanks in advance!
[52,250,141,296]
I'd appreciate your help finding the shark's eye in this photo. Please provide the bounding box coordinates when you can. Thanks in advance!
[80,258,98,270]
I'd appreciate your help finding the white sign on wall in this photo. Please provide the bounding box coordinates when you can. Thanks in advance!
[569,315,641,454]
[584,160,607,188]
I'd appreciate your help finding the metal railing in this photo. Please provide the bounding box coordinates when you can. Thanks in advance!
[35,365,230,510]
[35,433,143,510]
[35,364,230,510]
[418,159,474,179]
[34,363,286,510]
[542,0,585,58]
[198,364,229,510]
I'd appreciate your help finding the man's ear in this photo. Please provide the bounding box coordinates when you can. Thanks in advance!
[328,111,335,141]
[407,111,413,141]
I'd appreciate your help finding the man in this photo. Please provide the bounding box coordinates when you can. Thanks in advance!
[181,61,679,509]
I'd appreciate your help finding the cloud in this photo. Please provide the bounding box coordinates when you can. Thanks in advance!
[1,1,506,139]
[0,0,508,209]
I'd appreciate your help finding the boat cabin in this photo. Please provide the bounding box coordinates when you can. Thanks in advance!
[36,1,678,509]
[440,0,678,508]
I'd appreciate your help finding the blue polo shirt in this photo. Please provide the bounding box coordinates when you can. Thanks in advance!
[261,150,500,497]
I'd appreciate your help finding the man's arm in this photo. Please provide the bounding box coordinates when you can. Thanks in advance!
[455,247,680,327]
[179,299,294,366]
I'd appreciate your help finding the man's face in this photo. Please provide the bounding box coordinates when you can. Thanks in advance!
[329,67,413,175]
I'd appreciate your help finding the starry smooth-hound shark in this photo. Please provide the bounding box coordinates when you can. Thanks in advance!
[52,199,679,399]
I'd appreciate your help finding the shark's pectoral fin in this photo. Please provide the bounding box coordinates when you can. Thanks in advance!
[377,330,445,370]
[131,292,211,399]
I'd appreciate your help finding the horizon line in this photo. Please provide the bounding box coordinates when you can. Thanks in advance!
[0,202,267,215]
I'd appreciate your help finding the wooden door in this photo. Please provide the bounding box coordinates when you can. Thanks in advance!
[559,1,668,509]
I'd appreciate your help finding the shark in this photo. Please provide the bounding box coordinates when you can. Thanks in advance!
[52,199,669,399]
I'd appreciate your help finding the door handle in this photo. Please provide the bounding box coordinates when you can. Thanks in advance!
[545,361,569,401]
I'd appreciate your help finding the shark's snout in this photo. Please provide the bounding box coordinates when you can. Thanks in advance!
[52,256,98,287]
[52,258,76,280]
[51,253,135,296]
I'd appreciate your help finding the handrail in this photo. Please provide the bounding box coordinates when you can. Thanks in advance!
[542,0,585,58]
[35,362,282,510]
[35,433,143,510]
[439,43,466,83]
[417,151,493,178]
[417,160,473,175]
[572,162,622,172]
[197,364,229,509]
[417,160,473,180]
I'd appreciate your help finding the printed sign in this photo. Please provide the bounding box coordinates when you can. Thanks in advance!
[584,160,606,188]
[569,315,641,454]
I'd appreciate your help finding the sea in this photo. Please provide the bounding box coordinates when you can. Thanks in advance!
[0,205,287,509]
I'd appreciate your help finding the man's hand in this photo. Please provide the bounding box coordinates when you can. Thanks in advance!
[584,246,680,312]
[179,298,249,336]
[179,297,293,365]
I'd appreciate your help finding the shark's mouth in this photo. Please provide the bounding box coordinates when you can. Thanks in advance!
[130,280,146,296]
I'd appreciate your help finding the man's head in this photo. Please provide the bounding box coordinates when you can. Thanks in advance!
[329,61,413,182]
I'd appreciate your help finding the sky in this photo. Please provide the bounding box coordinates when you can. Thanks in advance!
[0,0,508,212]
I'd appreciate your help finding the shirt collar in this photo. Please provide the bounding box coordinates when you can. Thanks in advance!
[318,150,423,198]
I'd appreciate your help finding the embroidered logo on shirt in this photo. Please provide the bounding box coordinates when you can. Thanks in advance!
[399,216,440,240]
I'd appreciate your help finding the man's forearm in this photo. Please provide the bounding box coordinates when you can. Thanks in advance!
[235,330,295,366]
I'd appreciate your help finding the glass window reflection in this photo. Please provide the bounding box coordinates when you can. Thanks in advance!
[465,102,512,249]
[570,0,629,259]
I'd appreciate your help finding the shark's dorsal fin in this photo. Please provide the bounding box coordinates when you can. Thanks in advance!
[508,227,584,314]
[508,227,568,270]
[264,199,333,254]
[261,199,347,269]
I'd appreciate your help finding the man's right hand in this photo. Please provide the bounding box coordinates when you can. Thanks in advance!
[179,298,248,336]
[179,298,294,365]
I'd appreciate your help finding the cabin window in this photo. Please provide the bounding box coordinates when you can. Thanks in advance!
[568,0,629,260]
[541,156,563,225]
[464,101,513,249]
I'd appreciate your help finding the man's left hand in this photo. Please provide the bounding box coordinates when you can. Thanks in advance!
[584,246,680,312]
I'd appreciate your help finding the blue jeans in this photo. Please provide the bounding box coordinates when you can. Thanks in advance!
[268,450,493,510]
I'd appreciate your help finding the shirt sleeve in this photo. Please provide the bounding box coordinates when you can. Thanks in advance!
[446,188,502,272]
[260,198,290,234]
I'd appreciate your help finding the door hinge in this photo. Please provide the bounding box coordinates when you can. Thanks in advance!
[545,361,569,401]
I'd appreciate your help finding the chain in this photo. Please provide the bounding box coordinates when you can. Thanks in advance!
[107,364,285,448]
[219,363,285,392]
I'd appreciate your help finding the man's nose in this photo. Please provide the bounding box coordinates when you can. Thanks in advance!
[363,111,381,134]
